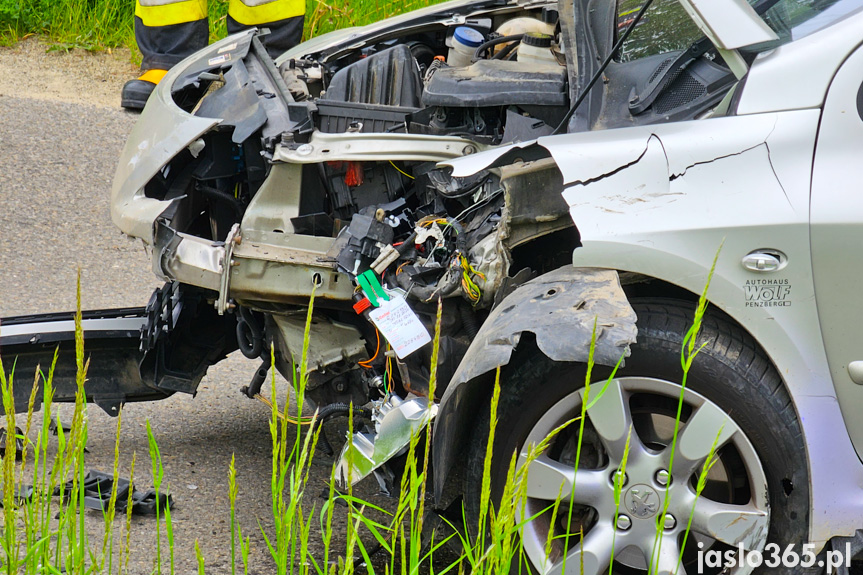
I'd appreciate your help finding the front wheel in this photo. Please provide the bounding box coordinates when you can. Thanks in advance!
[464,300,809,575]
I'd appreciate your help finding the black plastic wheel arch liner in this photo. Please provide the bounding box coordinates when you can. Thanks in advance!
[431,266,638,505]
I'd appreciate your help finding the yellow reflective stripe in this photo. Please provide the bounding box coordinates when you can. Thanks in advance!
[227,0,304,25]
[135,0,207,27]
[138,69,169,84]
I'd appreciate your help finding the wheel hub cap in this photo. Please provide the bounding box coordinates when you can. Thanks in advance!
[624,484,660,519]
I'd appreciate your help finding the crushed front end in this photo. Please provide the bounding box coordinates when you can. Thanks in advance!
[110,1,579,410]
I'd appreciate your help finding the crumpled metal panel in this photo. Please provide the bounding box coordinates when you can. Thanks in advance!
[433,266,637,502]
[111,31,257,243]
[336,395,437,488]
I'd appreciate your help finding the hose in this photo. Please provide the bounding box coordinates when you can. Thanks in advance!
[236,307,264,359]
[311,403,371,456]
[492,39,521,60]
[473,34,524,61]
[316,402,371,421]
[241,359,269,399]
[459,301,480,338]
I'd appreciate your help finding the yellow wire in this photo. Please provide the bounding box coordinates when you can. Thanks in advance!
[389,161,415,180]
[253,393,315,425]
[459,254,485,304]
[418,218,450,228]
[386,344,393,393]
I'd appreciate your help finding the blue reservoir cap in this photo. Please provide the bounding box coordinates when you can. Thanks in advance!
[453,26,485,48]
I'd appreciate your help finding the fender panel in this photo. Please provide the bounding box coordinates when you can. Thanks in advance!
[432,267,637,503]
[440,109,863,546]
[552,113,862,547]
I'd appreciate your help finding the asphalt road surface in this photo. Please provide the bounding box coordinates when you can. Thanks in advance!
[0,41,381,575]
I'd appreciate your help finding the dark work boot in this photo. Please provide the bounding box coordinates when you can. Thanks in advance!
[120,69,168,111]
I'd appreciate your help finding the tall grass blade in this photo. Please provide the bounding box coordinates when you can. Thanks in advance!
[651,242,723,574]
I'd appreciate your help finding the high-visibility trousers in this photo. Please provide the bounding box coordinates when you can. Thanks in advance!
[135,0,304,70]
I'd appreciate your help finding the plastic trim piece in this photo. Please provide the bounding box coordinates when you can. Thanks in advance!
[432,267,637,503]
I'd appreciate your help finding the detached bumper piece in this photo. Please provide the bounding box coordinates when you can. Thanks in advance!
[0,306,155,415]
[0,283,237,415]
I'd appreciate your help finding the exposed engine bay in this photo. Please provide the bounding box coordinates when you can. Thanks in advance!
[133,2,580,413]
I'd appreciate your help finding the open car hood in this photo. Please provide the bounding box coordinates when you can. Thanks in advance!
[676,0,778,50]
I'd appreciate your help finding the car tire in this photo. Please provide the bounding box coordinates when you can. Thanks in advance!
[463,299,810,575]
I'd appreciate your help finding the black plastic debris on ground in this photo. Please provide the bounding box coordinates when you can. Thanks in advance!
[0,483,34,506]
[47,420,88,452]
[54,469,172,516]
[49,418,71,436]
[0,427,25,460]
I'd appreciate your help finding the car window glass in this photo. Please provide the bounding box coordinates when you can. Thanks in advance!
[617,0,863,62]
[616,0,702,62]
[758,0,863,44]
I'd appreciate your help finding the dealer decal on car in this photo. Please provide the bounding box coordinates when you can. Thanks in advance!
[744,279,791,307]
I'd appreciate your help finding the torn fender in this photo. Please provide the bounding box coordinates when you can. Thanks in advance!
[432,266,637,504]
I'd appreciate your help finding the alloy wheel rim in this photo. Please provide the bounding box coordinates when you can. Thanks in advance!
[515,377,769,575]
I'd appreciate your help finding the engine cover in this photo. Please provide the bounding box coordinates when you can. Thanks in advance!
[422,60,568,108]
[324,44,423,107]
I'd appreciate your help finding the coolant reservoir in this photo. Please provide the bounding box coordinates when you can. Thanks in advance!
[517,33,558,66]
[495,7,557,38]
[447,27,485,67]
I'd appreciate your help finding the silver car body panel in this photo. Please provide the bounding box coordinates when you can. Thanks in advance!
[810,45,863,468]
[444,103,863,546]
[556,112,854,548]
[110,31,257,243]
[737,10,863,115]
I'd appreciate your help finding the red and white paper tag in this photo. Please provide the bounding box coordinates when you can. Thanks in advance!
[369,295,432,359]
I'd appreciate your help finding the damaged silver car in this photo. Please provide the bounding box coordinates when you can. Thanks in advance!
[6,0,863,572]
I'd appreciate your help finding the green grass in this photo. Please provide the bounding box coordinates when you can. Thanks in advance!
[0,0,442,53]
[0,256,725,574]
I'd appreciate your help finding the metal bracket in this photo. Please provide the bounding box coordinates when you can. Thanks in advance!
[216,223,241,315]
[274,131,483,164]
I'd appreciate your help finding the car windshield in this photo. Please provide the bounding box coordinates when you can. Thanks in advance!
[756,0,863,46]
[616,0,701,62]
[616,0,863,62]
